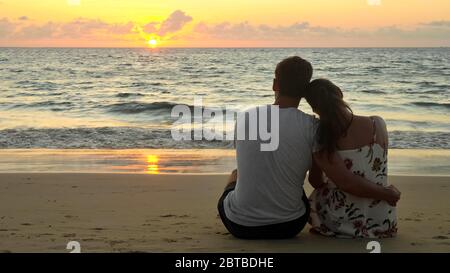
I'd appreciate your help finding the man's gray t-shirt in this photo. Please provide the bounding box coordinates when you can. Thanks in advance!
[223,106,318,226]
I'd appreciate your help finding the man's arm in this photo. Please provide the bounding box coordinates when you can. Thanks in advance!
[313,151,400,206]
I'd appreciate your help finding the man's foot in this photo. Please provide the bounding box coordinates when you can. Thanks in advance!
[224,169,237,190]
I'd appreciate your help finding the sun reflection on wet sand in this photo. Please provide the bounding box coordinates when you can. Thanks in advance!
[146,155,160,174]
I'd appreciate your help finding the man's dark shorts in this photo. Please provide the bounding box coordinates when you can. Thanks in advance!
[217,181,310,239]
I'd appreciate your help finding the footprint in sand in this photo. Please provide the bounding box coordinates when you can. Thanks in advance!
[404,218,421,222]
[109,240,126,246]
[91,228,106,231]
[163,238,177,243]
[160,214,176,218]
[38,233,54,236]
[432,235,449,240]
[160,214,190,218]
[0,229,16,232]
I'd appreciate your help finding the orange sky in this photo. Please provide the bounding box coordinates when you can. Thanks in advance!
[0,0,449,47]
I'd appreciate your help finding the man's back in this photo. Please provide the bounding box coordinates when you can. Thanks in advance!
[223,105,318,226]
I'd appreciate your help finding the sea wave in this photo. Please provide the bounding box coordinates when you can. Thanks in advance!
[107,102,182,114]
[10,101,74,111]
[0,128,447,149]
[360,90,387,94]
[116,92,144,98]
[14,80,59,91]
[0,127,233,149]
[106,101,231,115]
[412,102,450,109]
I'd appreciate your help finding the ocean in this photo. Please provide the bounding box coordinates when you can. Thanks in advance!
[0,48,449,149]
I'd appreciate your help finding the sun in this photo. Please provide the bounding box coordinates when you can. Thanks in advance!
[148,38,158,47]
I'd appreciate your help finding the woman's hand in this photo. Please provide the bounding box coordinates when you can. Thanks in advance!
[384,185,401,206]
[315,181,328,189]
[309,158,326,189]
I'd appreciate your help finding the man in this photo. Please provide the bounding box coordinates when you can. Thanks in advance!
[217,56,400,239]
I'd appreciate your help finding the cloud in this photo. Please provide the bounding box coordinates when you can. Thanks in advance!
[57,18,109,38]
[0,10,192,45]
[157,10,192,36]
[188,20,450,46]
[142,10,193,37]
[16,22,59,39]
[192,21,340,41]
[420,21,450,27]
[143,22,158,33]
[0,17,135,41]
[0,18,15,37]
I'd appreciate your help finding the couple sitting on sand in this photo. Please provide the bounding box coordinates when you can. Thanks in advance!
[218,56,401,239]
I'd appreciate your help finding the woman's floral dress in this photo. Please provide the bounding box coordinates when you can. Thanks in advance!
[309,120,397,238]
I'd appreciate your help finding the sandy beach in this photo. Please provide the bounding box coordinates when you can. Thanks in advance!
[0,173,449,253]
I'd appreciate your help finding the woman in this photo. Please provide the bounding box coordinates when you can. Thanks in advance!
[305,79,399,238]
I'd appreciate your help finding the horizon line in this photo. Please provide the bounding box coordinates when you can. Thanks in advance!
[0,46,449,49]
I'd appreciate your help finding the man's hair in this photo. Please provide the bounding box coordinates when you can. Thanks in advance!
[275,56,313,98]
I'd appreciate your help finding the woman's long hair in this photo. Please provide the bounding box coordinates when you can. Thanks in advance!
[305,79,353,158]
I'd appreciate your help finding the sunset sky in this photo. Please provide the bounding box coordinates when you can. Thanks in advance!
[1,0,449,47]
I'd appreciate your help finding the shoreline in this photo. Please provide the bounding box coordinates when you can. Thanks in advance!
[0,148,449,176]
[0,173,449,253]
